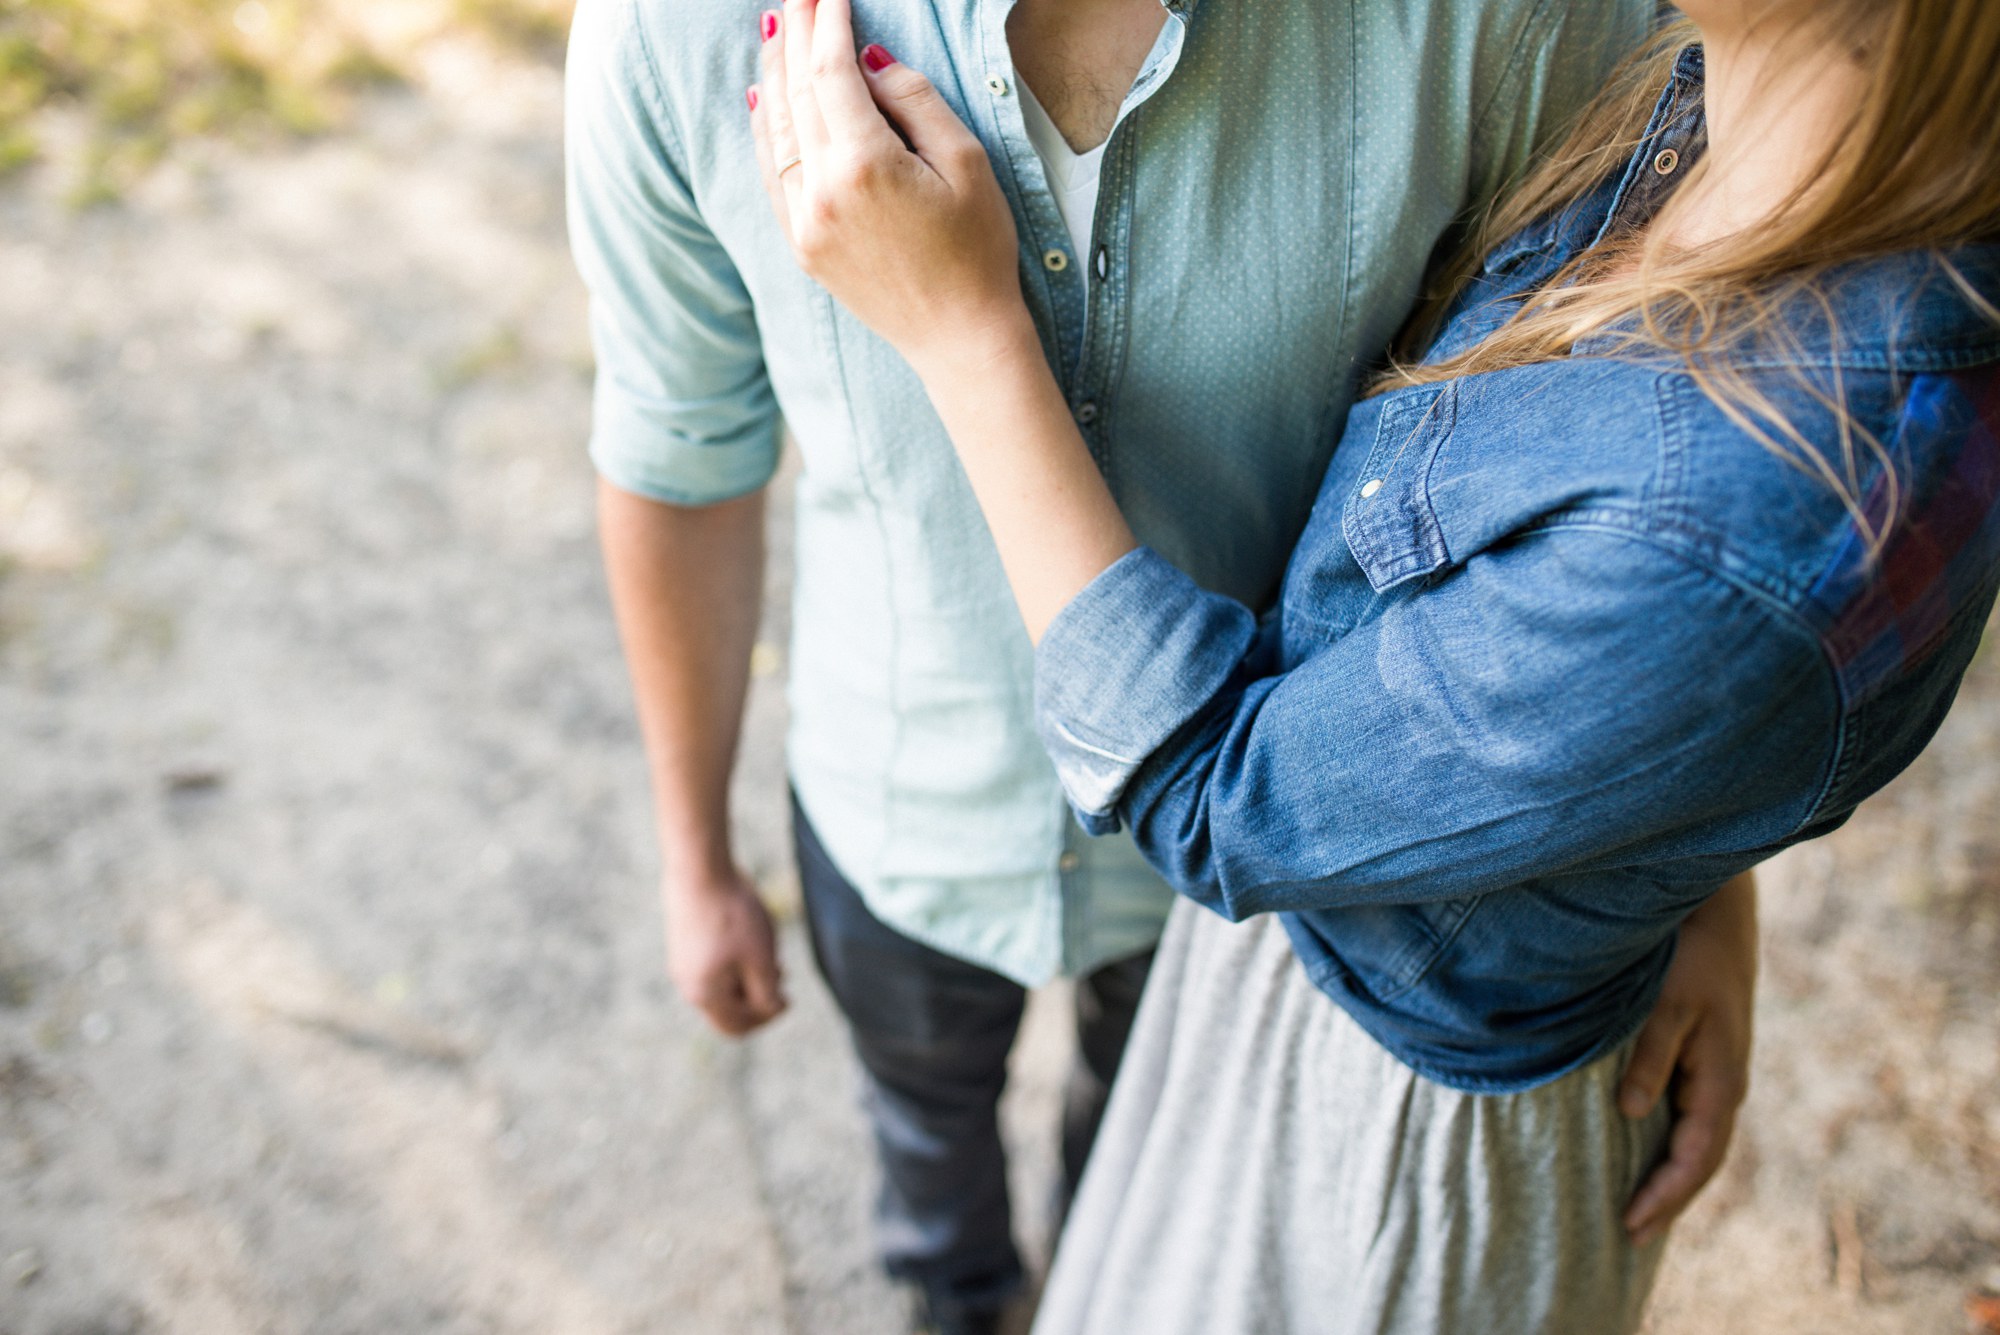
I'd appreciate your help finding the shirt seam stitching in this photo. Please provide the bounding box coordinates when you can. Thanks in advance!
[1464,0,1566,171]
[624,0,694,174]
[812,297,905,894]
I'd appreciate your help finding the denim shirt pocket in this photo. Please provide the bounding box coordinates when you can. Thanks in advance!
[1342,383,1457,592]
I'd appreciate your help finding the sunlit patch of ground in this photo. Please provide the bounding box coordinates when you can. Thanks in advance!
[0,0,572,205]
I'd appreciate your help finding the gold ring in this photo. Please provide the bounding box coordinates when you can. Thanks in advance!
[776,154,803,177]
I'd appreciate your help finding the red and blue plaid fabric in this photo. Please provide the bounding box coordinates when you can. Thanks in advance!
[1808,365,2000,708]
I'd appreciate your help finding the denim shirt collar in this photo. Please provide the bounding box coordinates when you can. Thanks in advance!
[1589,44,1710,247]
[1487,44,1707,268]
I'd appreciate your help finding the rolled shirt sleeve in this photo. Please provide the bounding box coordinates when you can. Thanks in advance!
[1034,529,1839,918]
[564,0,779,505]
[1033,549,1259,832]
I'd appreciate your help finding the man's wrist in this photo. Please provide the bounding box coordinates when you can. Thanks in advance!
[657,828,741,898]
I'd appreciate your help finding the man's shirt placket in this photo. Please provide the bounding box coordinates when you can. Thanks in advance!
[967,0,1196,974]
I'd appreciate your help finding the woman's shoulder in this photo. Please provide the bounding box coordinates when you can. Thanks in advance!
[1660,246,2000,571]
[1648,349,1996,598]
[1734,245,2000,374]
[1367,295,2000,622]
[1519,245,2000,607]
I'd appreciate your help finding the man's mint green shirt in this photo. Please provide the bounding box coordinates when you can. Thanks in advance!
[565,0,1651,985]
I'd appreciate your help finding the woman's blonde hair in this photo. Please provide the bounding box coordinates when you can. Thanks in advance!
[1374,0,2000,553]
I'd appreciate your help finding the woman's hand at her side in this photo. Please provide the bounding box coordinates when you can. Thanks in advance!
[749,0,1030,376]
[1616,869,1759,1246]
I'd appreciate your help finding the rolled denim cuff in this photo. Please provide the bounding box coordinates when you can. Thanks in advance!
[1033,547,1257,831]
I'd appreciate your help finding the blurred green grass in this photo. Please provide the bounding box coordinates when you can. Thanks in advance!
[0,0,574,205]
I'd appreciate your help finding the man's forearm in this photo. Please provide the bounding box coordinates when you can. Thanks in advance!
[598,478,766,882]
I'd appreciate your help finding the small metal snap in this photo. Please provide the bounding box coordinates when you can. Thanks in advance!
[1653,148,1679,176]
[1075,401,1099,425]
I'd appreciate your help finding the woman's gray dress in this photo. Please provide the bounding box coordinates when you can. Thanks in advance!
[1032,900,1673,1335]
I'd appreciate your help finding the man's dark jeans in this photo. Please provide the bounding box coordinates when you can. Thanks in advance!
[793,796,1154,1314]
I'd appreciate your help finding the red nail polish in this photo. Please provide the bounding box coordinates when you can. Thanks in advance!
[760,9,778,40]
[862,43,895,72]
[746,86,759,111]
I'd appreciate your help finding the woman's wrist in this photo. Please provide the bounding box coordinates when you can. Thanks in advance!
[903,301,1044,390]
[1683,870,1759,986]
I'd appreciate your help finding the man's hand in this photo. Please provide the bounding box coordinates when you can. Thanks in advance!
[665,867,788,1036]
[1618,870,1759,1246]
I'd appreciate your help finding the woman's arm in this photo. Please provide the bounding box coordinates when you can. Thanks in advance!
[1065,534,1828,917]
[749,0,1136,639]
[907,320,1139,640]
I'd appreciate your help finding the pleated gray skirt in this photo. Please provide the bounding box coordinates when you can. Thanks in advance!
[1033,900,1673,1335]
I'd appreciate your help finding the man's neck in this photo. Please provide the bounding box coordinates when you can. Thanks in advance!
[1005,0,1167,154]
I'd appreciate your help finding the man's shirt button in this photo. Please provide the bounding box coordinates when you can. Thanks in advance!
[987,74,1010,96]
[1360,478,1383,498]
[1075,401,1099,425]
[1043,248,1069,272]
[1058,852,1082,873]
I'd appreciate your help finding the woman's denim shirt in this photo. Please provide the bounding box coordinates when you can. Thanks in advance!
[1031,49,2000,1093]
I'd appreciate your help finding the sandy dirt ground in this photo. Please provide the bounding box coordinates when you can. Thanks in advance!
[1,33,1997,1335]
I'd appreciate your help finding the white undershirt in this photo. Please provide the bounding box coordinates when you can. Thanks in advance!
[1016,78,1108,268]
